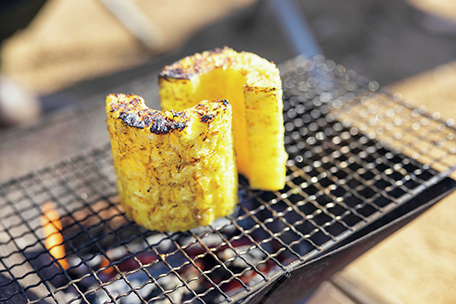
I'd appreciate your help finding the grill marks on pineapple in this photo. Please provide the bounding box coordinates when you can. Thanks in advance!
[195,99,229,124]
[160,47,237,80]
[149,114,188,134]
[119,112,145,129]
[200,114,215,123]
[108,94,229,134]
[107,93,190,134]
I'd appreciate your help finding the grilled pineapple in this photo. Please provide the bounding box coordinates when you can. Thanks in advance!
[106,93,237,232]
[159,47,288,191]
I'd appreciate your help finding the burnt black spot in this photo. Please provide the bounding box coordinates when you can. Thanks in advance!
[195,103,209,112]
[132,120,145,129]
[220,99,229,107]
[110,94,190,133]
[119,112,133,122]
[159,67,194,80]
[149,116,189,134]
[110,105,120,112]
[130,97,141,105]
[201,114,215,123]
[150,119,171,134]
[173,122,187,130]
[171,110,187,119]
[143,117,153,127]
[120,112,145,129]
[175,68,186,75]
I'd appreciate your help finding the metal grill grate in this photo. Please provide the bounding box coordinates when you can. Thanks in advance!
[1,55,456,303]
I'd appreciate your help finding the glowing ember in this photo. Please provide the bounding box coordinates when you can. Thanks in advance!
[40,202,69,270]
[99,256,116,276]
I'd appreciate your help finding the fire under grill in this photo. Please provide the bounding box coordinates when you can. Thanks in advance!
[1,55,456,304]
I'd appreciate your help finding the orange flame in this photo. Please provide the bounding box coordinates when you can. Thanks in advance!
[99,256,116,275]
[40,202,69,270]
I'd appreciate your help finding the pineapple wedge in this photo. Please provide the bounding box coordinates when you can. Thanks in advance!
[159,47,288,191]
[106,93,237,232]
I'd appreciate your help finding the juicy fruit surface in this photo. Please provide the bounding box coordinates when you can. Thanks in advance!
[106,94,237,232]
[159,47,288,190]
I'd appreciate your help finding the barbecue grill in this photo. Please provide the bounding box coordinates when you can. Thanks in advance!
[1,55,455,304]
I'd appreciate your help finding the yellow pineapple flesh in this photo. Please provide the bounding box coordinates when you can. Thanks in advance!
[106,93,237,232]
[159,47,288,191]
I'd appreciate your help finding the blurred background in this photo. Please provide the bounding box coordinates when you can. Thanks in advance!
[1,0,456,303]
[2,0,456,125]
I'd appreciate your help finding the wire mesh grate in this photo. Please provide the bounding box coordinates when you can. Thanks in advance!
[0,55,456,303]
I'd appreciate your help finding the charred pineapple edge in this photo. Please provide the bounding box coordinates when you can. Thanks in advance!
[159,47,235,80]
[106,93,231,132]
[159,46,279,84]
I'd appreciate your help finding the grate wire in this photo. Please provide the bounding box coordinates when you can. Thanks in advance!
[0,55,455,303]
